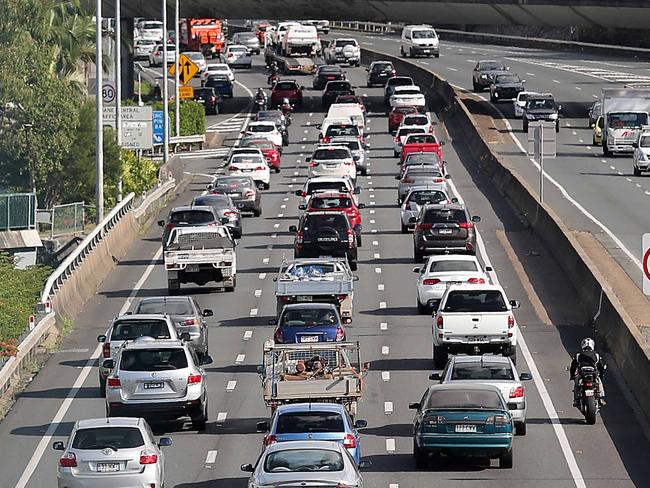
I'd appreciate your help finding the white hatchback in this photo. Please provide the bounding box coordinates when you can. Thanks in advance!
[225,44,252,68]
[513,91,538,118]
[390,85,426,109]
[202,63,234,83]
[244,121,284,149]
[307,146,356,182]
[227,153,271,189]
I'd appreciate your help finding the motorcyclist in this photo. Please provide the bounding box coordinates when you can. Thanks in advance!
[255,88,267,110]
[267,61,279,85]
[280,97,293,120]
[570,337,606,407]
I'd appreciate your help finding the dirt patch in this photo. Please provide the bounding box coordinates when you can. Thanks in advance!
[456,92,508,146]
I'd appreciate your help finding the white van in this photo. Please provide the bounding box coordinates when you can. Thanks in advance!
[400,24,439,58]
[273,21,301,46]
[327,104,365,133]
[282,25,320,57]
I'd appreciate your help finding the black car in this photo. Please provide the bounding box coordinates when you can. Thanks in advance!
[313,65,346,90]
[490,73,525,103]
[366,61,396,87]
[522,93,561,132]
[289,211,358,270]
[158,205,223,248]
[411,204,480,261]
[472,60,509,92]
[204,74,234,98]
[193,87,220,115]
[322,80,354,109]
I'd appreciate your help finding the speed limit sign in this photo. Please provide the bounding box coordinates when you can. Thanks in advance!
[102,81,116,104]
[643,233,650,295]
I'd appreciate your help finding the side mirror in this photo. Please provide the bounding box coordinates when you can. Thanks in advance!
[52,441,65,451]
[485,265,493,272]
[207,183,214,190]
[412,267,421,273]
[298,204,306,210]
[353,275,360,281]
[288,225,297,233]
[202,309,213,317]
[157,220,165,227]
[365,68,369,72]
[354,419,368,429]
[305,157,311,162]
[509,299,520,309]
[359,460,372,469]
[240,463,254,472]
[429,372,441,381]
[256,421,270,432]
[445,174,451,179]
[439,141,445,146]
[519,372,533,381]
[102,359,115,370]
[395,175,400,180]
[354,187,361,195]
[180,332,191,342]
[558,105,562,112]
[295,189,302,196]
[408,402,420,410]
[409,217,417,223]
[200,355,214,365]
[97,334,106,343]
[354,224,362,232]
[506,66,511,71]
[158,437,173,447]
[363,361,371,371]
[522,79,526,84]
[257,365,265,375]
[268,318,278,325]
[451,198,459,203]
[471,215,481,223]
[357,203,366,209]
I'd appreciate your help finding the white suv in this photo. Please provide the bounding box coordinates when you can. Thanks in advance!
[633,127,650,176]
[307,146,356,183]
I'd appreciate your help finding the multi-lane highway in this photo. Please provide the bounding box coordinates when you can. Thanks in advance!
[0,45,649,488]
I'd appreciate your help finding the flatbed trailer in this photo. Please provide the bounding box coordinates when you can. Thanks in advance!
[264,46,316,75]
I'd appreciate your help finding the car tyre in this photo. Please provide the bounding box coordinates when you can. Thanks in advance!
[472,82,478,92]
[499,448,513,469]
[523,120,528,133]
[349,260,358,271]
[603,142,611,157]
[515,421,527,436]
[191,400,208,431]
[417,298,428,315]
[168,280,180,295]
[413,440,428,469]
[433,345,448,370]
[99,377,106,397]
[400,46,406,58]
[634,166,641,176]
[401,223,409,234]
[414,246,424,262]
[253,207,262,217]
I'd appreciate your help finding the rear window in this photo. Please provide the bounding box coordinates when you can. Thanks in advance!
[405,153,440,165]
[396,89,421,95]
[394,106,417,115]
[112,320,171,340]
[304,214,349,230]
[232,155,264,165]
[335,39,357,47]
[425,389,503,409]
[479,62,506,71]
[319,66,343,74]
[398,127,425,138]
[388,77,413,87]
[313,148,350,160]
[429,260,479,273]
[229,46,247,53]
[306,182,348,194]
[404,116,429,125]
[371,62,393,72]
[169,210,214,224]
[443,290,508,313]
[194,88,214,98]
[331,140,360,151]
[206,77,229,86]
[119,348,188,371]
[275,82,298,91]
[281,308,339,327]
[423,208,467,224]
[326,125,359,138]
[407,190,448,205]
[215,177,253,189]
[310,197,352,209]
[136,299,193,316]
[193,195,231,208]
[451,362,514,381]
[264,449,344,473]
[246,139,274,149]
[72,427,145,450]
[405,134,436,144]
[249,124,274,133]
[327,82,351,91]
[276,412,345,433]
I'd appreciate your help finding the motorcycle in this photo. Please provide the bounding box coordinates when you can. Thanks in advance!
[255,97,268,112]
[571,364,606,424]
[268,72,279,87]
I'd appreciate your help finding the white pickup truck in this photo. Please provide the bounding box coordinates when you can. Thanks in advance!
[432,284,520,369]
[164,226,236,293]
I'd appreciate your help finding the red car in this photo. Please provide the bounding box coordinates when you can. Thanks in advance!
[400,133,445,163]
[240,138,281,172]
[388,106,419,133]
[301,191,365,246]
[271,80,304,108]
[335,94,366,114]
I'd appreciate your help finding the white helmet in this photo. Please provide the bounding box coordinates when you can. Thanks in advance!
[580,337,595,351]
[282,98,290,105]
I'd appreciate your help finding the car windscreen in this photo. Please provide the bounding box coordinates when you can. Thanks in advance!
[169,210,214,224]
[327,82,351,91]
[451,362,515,381]
[527,98,555,110]
[281,308,339,327]
[142,22,162,29]
[479,62,506,71]
[136,299,193,316]
[248,124,274,133]
[188,53,204,61]
[608,113,648,129]
[394,107,417,115]
[274,82,298,91]
[372,62,393,72]
[264,449,344,473]
[422,209,467,224]
[496,75,521,84]
[443,290,508,313]
[425,389,503,409]
[412,29,436,39]
[326,125,359,137]
[137,40,156,46]
[111,320,171,340]
[640,135,650,147]
[119,348,188,371]
[72,427,145,450]
[313,148,350,160]
[276,412,345,433]
[193,195,232,208]
[429,260,479,273]
[319,66,343,74]
[408,190,448,205]
[310,197,352,209]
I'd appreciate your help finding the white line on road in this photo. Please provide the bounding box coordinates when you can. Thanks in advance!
[243,330,253,341]
[525,72,535,77]
[374,253,380,259]
[378,284,385,291]
[386,438,396,452]
[216,412,228,423]
[372,241,379,246]
[381,346,390,355]
[382,371,391,381]
[447,67,458,72]
[375,267,382,274]
[384,401,394,414]
[205,450,218,464]
[371,229,378,233]
[259,273,266,280]
[235,354,245,364]
[273,223,280,229]
[380,322,388,331]
[254,289,262,298]
[226,380,237,391]
[379,301,387,309]
[250,308,258,317]
[263,257,270,264]
[370,209,375,214]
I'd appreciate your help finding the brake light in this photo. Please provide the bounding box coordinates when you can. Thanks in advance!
[107,377,121,388]
[264,434,277,446]
[510,386,525,398]
[433,178,444,183]
[182,318,198,326]
[274,328,284,343]
[210,96,216,103]
[296,230,304,243]
[508,315,515,328]
[436,315,443,329]
[492,415,509,427]
[403,178,413,183]
[423,278,440,285]
[459,223,474,229]
[584,381,593,388]
[336,326,345,341]
[59,452,77,468]
[102,342,111,358]
[228,165,238,171]
[467,277,486,284]
[139,449,158,465]
[342,433,356,448]
[337,294,348,301]
[394,136,399,143]
[347,229,354,247]
[322,136,330,143]
[188,374,202,385]
[254,166,266,171]
[223,210,238,216]
[425,415,445,426]
[415,223,432,230]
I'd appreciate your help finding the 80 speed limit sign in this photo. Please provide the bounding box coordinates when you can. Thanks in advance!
[102,81,116,104]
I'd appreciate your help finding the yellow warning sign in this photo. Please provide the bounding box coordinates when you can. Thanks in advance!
[168,54,199,85]
[179,85,194,99]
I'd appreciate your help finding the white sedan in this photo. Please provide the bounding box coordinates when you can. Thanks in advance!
[399,113,435,134]
[413,254,490,313]
[226,154,270,190]
[202,63,234,84]
[244,122,284,149]
[513,91,538,118]
[390,85,426,109]
[224,44,252,68]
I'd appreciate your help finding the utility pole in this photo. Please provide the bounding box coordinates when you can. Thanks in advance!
[115,0,123,202]
[95,0,104,223]
[174,0,180,138]
[162,0,169,166]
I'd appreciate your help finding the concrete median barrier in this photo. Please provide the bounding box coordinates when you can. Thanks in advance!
[360,45,650,421]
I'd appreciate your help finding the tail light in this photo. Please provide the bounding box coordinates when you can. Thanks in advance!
[391,70,397,76]
[459,223,474,229]
[309,162,316,167]
[584,381,594,388]
[139,449,158,465]
[342,433,356,448]
[107,378,121,388]
[59,452,77,468]
[436,315,443,329]
[423,278,440,285]
[274,328,284,343]
[488,415,509,427]
[228,165,238,171]
[425,415,445,426]
[255,166,266,171]
[467,277,486,284]
[404,202,412,210]
[279,296,291,302]
[322,136,330,143]
[188,374,202,385]
[508,315,515,328]
[164,223,174,231]
[337,294,348,301]
[347,229,354,247]
[296,230,304,244]
[102,342,111,358]
[182,318,198,326]
[344,160,354,166]
[433,178,444,183]
[510,386,525,398]
[415,223,432,230]
[394,136,399,143]
[264,434,277,446]
[336,326,345,341]
[223,210,238,216]
[210,96,216,103]
[403,178,414,183]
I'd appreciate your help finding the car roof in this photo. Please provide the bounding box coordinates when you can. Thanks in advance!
[170,205,216,213]
[249,121,277,127]
[446,283,503,292]
[265,440,343,453]
[311,191,349,198]
[121,338,186,350]
[276,402,347,414]
[137,296,192,304]
[76,417,142,429]
[451,355,512,365]
[394,85,420,92]
[428,383,502,393]
[227,44,248,49]
[114,313,170,322]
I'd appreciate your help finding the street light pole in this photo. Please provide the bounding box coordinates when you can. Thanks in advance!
[174,0,180,138]
[162,0,169,166]
[115,0,123,202]
[95,0,104,223]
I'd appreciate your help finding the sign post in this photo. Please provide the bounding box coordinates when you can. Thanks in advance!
[527,121,557,203]
[643,233,650,295]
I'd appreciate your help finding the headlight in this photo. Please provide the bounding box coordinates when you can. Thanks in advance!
[526,114,535,120]
[549,113,559,120]
[481,74,487,79]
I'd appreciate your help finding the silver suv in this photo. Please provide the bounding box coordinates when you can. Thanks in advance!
[52,417,172,488]
[97,314,180,396]
[104,338,212,430]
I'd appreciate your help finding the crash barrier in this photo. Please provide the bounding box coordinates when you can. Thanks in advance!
[331,21,650,60]
[359,45,650,421]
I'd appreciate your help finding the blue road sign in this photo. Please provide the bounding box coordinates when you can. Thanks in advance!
[153,110,165,145]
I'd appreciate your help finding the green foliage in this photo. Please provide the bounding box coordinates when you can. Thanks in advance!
[0,253,52,353]
[152,100,206,137]
[121,150,160,197]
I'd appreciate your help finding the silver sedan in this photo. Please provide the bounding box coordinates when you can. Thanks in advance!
[397,166,450,204]
[241,440,370,488]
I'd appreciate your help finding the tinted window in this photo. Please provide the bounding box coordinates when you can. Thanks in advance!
[371,62,393,72]
[327,82,351,91]
[425,389,503,409]
[276,412,345,433]
[194,88,214,98]
[274,81,298,91]
[479,62,506,71]
[405,153,440,165]
[412,29,436,39]
[304,214,349,230]
[408,190,447,205]
[310,197,352,209]
[335,40,357,47]
[313,148,350,160]
[422,209,467,224]
[429,260,479,273]
[215,177,254,188]
[248,125,274,133]
[246,139,274,149]
[112,320,171,340]
[281,308,339,327]
[405,134,435,144]
[229,47,247,53]
[120,348,188,371]
[526,98,555,110]
[404,116,429,125]
[136,299,194,316]
[306,182,348,194]
[330,140,360,151]
[496,75,521,84]
[398,127,425,138]
[443,290,508,313]
[232,155,264,165]
[640,135,650,147]
[72,427,145,450]
[396,89,421,95]
[193,195,232,208]
[388,77,413,87]
[319,66,343,74]
[325,126,359,138]
[451,362,514,381]
[394,106,417,115]
[264,449,344,473]
[169,210,215,224]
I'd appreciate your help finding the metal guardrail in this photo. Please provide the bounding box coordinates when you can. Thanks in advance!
[330,21,399,33]
[133,179,176,220]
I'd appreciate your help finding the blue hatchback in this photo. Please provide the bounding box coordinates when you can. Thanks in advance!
[256,403,367,464]
[270,303,345,344]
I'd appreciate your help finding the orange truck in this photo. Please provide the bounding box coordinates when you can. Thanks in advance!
[179,18,224,58]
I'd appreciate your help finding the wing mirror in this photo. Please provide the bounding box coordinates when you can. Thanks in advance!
[200,355,214,365]
[520,372,533,381]
[158,437,173,447]
[357,203,366,209]
[220,217,229,225]
[102,359,115,370]
[295,189,303,196]
[395,175,400,180]
[288,225,297,233]
[97,334,106,343]
[429,372,441,381]
[256,421,270,432]
[354,419,368,429]
[412,267,421,273]
[408,402,420,410]
[451,198,459,203]
[409,217,417,223]
[157,220,165,227]
[633,142,639,148]
[354,186,361,195]
[439,141,445,146]
[202,309,213,317]
[180,332,191,342]
[445,174,451,179]
[509,299,520,309]
[52,441,65,451]
[359,460,372,469]
[485,265,493,272]
[240,463,254,472]
[298,204,306,210]
[471,215,481,223]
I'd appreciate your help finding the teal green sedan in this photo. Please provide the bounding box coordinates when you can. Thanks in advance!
[410,383,514,469]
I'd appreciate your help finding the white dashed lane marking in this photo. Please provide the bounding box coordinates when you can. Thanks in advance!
[243,330,253,341]
[382,371,391,381]
[386,438,396,452]
[205,450,218,465]
[380,322,388,331]
[216,412,228,423]
[254,289,262,297]
[235,354,245,364]
[250,308,258,317]
[379,302,387,309]
[384,401,394,414]
[258,273,266,279]
[226,380,237,391]
[381,346,390,355]
[378,284,385,291]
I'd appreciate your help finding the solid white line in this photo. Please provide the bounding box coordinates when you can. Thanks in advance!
[14,247,163,488]
[226,380,237,391]
[205,450,218,464]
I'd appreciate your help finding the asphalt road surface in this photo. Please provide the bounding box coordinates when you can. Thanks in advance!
[1,51,648,488]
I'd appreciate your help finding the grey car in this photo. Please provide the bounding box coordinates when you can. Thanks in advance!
[209,176,262,216]
[104,338,213,430]
[133,296,212,358]
[241,440,369,487]
[97,314,179,396]
[327,136,370,176]
[472,60,509,92]
[232,32,261,54]
[192,193,242,238]
[53,417,172,488]
[397,165,450,203]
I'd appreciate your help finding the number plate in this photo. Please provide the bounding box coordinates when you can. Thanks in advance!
[467,336,483,343]
[186,265,200,273]
[300,335,319,343]
[144,382,164,389]
[230,193,240,197]
[296,295,313,301]
[438,229,453,234]
[455,424,477,433]
[97,463,120,472]
[584,389,594,397]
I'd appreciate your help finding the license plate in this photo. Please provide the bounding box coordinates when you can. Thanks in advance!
[144,382,164,389]
[455,424,476,433]
[243,168,253,172]
[297,295,313,301]
[439,229,453,234]
[186,265,200,273]
[585,389,594,397]
[230,193,240,197]
[423,50,430,53]
[318,237,338,242]
[300,335,319,343]
[467,336,483,343]
[97,463,120,472]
